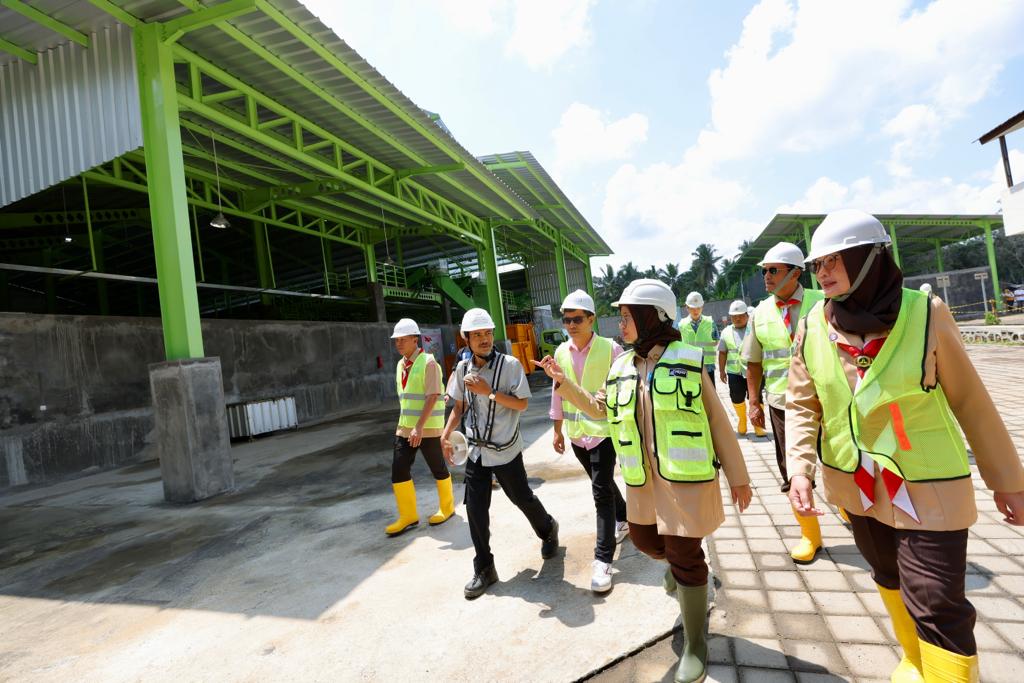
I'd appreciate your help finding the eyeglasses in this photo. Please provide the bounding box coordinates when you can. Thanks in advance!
[562,315,587,326]
[761,266,790,276]
[808,253,841,274]
[617,315,633,327]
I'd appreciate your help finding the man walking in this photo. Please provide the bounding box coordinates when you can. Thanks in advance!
[443,308,559,599]
[680,291,718,386]
[549,289,629,593]
[717,300,764,438]
[743,242,825,563]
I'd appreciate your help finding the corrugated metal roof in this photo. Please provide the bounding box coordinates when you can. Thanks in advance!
[0,0,610,257]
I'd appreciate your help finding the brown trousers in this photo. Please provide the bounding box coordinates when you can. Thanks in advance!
[847,512,976,656]
[628,522,708,587]
[768,405,790,492]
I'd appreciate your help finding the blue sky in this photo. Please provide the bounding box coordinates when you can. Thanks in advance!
[306,0,1024,272]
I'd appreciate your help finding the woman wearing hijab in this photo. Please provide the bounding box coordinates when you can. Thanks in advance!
[787,210,1024,682]
[534,278,752,683]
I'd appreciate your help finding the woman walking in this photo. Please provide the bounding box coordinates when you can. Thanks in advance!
[787,209,1024,682]
[535,278,751,683]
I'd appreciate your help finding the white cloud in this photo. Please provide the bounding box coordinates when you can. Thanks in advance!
[505,0,596,69]
[436,0,505,37]
[552,103,649,174]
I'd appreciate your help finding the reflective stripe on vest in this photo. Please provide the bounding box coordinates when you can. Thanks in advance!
[396,352,445,430]
[753,290,824,395]
[802,288,970,482]
[680,315,717,365]
[721,324,746,375]
[555,336,613,439]
[605,341,718,486]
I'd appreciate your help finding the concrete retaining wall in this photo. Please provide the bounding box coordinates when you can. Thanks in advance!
[959,325,1024,345]
[0,313,460,490]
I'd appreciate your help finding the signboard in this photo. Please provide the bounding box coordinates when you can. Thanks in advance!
[420,327,444,360]
[1002,183,1024,237]
[936,275,951,287]
[974,272,989,281]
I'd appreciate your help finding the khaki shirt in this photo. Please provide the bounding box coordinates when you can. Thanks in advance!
[395,348,445,439]
[742,284,806,409]
[555,345,750,538]
[786,296,1024,531]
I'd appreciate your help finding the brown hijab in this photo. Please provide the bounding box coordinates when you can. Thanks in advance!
[825,245,904,335]
[629,304,682,358]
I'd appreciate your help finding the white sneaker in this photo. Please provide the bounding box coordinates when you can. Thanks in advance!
[614,521,629,544]
[591,560,613,593]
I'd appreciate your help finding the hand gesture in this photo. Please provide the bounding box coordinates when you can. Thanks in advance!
[464,374,492,396]
[530,356,566,384]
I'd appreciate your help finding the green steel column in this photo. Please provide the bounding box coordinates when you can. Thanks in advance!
[319,219,333,295]
[985,223,1002,311]
[934,239,944,273]
[889,225,901,267]
[583,257,595,300]
[364,243,377,283]
[554,233,568,300]
[479,226,506,340]
[135,23,204,359]
[802,219,818,289]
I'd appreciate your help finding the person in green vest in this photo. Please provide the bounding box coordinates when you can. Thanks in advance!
[385,318,454,536]
[680,291,718,386]
[549,289,629,593]
[534,278,751,683]
[742,241,827,563]
[716,299,765,437]
[787,209,1024,683]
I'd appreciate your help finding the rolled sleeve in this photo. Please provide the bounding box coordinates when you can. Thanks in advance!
[549,385,564,420]
[504,357,532,399]
[741,323,764,363]
[447,364,465,402]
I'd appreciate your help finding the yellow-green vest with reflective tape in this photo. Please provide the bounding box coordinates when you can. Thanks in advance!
[396,351,445,430]
[721,324,746,375]
[555,335,613,439]
[753,289,824,395]
[605,341,718,486]
[801,288,970,482]
[680,315,717,366]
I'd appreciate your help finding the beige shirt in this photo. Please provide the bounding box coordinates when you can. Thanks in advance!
[395,348,445,439]
[742,284,807,409]
[786,296,1024,531]
[555,345,750,538]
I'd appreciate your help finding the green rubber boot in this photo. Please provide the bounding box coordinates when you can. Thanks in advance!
[674,583,709,683]
[663,566,678,596]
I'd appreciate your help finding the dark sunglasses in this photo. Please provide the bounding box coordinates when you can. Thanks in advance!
[808,253,841,274]
[761,266,790,276]
[562,315,587,325]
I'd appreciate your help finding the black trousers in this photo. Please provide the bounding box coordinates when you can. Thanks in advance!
[571,439,627,563]
[726,373,747,404]
[768,405,790,492]
[391,436,449,484]
[465,452,554,573]
[847,513,976,656]
[704,365,715,387]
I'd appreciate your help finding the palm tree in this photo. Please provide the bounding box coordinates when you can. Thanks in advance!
[690,243,721,291]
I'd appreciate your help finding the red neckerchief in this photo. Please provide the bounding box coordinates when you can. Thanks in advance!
[776,298,800,340]
[401,354,416,389]
[834,337,886,378]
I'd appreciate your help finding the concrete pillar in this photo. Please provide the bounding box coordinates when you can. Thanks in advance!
[368,281,387,322]
[149,357,233,503]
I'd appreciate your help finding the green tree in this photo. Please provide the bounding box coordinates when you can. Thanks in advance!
[689,243,721,291]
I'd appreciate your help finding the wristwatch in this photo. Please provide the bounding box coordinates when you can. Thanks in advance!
[487,392,497,402]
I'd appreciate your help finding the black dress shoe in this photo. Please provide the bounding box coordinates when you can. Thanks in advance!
[541,518,559,559]
[464,565,498,600]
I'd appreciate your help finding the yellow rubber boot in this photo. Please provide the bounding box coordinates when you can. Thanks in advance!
[385,480,419,536]
[790,508,822,563]
[428,475,455,525]
[877,586,924,682]
[919,640,979,682]
[733,403,748,436]
[838,507,850,523]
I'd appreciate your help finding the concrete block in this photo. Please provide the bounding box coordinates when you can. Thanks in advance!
[149,357,233,503]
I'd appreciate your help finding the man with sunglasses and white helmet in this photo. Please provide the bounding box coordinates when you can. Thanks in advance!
[442,308,559,600]
[549,289,629,593]
[717,300,765,438]
[742,242,826,563]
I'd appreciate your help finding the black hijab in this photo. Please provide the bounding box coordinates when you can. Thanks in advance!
[825,245,904,335]
[629,304,681,358]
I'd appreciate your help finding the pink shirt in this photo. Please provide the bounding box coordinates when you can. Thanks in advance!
[549,334,624,450]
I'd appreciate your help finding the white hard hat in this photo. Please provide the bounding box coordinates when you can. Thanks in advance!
[685,291,704,308]
[460,307,495,337]
[391,318,421,338]
[560,288,595,314]
[919,283,933,294]
[758,242,805,268]
[805,209,890,262]
[729,300,747,316]
[613,278,677,322]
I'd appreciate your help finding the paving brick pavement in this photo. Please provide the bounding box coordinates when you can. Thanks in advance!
[588,345,1024,683]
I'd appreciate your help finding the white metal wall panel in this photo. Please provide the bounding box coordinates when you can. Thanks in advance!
[0,23,142,208]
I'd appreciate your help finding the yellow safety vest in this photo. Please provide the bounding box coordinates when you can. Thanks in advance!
[605,341,718,486]
[801,288,970,482]
[721,324,746,375]
[396,352,445,430]
[555,335,613,439]
[680,315,717,366]
[753,290,824,395]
